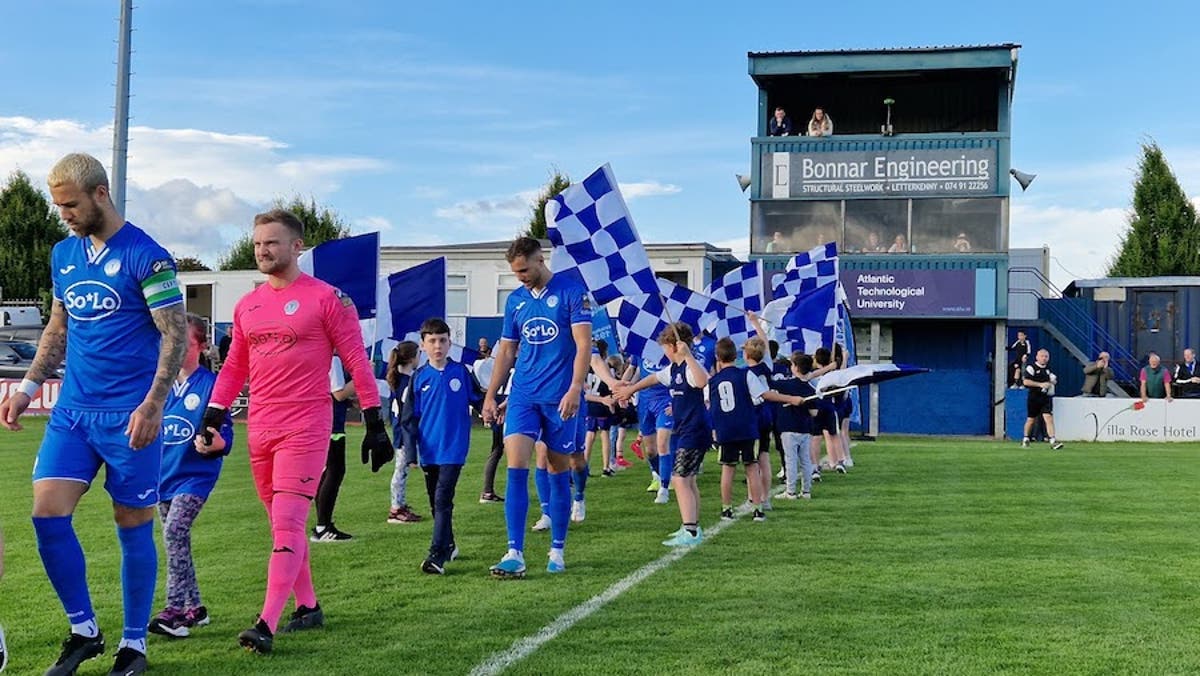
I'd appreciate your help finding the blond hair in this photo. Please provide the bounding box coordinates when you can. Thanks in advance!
[47,153,110,194]
[743,337,766,362]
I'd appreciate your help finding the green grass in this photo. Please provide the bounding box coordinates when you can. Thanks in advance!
[3,420,1200,675]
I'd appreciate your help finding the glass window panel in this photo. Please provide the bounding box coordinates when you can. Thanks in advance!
[750,201,842,255]
[911,198,1001,253]
[447,288,468,315]
[844,200,908,254]
[496,288,513,313]
[447,273,468,286]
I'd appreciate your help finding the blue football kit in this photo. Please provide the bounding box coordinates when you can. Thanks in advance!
[159,366,233,501]
[501,273,591,454]
[709,366,768,444]
[636,359,673,436]
[34,223,183,507]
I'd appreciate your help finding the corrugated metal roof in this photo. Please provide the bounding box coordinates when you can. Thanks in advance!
[748,44,1020,58]
[1072,277,1200,289]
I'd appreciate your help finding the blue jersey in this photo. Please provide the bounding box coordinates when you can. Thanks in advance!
[402,360,483,466]
[585,369,612,418]
[749,362,775,433]
[501,273,591,405]
[656,362,709,450]
[388,371,412,444]
[159,366,233,501]
[772,377,816,434]
[709,366,767,444]
[51,223,182,410]
[637,358,671,407]
[692,335,718,373]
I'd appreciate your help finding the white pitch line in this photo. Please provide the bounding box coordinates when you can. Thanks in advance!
[467,504,755,676]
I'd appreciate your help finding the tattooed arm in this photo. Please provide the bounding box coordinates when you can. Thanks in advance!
[124,304,188,449]
[0,300,68,430]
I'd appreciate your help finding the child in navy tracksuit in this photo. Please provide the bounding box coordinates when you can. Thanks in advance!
[402,319,483,574]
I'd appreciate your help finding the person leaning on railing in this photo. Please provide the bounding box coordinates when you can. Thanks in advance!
[1140,352,1173,404]
[808,107,833,137]
[1080,352,1112,397]
[1173,348,1199,398]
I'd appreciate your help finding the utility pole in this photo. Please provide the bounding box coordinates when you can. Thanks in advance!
[112,0,133,216]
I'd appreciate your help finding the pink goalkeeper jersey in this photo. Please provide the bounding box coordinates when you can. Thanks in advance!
[211,273,380,428]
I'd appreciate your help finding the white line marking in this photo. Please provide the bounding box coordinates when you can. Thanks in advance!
[468,504,755,676]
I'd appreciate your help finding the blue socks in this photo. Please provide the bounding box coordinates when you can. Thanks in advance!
[117,520,157,643]
[658,452,675,487]
[548,470,571,550]
[534,467,551,513]
[505,468,530,551]
[571,465,589,501]
[33,515,95,627]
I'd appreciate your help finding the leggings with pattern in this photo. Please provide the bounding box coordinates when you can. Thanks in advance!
[158,493,208,610]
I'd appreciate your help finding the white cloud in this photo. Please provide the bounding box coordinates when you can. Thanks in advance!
[0,116,384,202]
[124,179,263,265]
[1010,203,1129,289]
[353,215,395,233]
[619,181,682,200]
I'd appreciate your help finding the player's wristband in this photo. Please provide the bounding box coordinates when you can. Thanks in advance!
[17,379,40,399]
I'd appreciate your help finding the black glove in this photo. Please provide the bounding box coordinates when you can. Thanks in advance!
[200,406,225,446]
[361,407,394,473]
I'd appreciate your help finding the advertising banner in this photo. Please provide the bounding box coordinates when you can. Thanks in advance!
[0,378,62,415]
[1053,398,1200,442]
[763,147,999,198]
[840,269,976,317]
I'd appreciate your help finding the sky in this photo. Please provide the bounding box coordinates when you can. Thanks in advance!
[2,0,1198,289]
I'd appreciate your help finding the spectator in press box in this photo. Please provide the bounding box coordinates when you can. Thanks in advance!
[887,233,908,254]
[860,231,886,253]
[1080,352,1113,397]
[768,107,793,136]
[953,232,972,253]
[765,231,788,253]
[807,108,833,137]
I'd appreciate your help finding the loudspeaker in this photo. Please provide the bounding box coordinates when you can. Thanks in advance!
[735,174,751,192]
[1010,168,1036,191]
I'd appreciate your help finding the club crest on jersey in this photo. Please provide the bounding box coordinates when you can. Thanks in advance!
[521,317,559,345]
[103,259,121,277]
[546,295,558,308]
[284,300,300,315]
[184,393,201,411]
[162,414,196,446]
[450,378,462,392]
[63,280,122,321]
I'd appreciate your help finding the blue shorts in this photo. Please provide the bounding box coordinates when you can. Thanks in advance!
[813,404,839,436]
[836,394,853,421]
[33,407,162,508]
[504,398,587,454]
[637,397,673,436]
[586,415,611,432]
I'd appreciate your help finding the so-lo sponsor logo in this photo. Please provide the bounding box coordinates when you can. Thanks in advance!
[162,414,196,446]
[521,317,559,345]
[247,322,299,356]
[63,280,122,321]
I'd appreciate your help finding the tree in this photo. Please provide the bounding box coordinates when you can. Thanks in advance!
[218,195,352,270]
[0,171,68,303]
[174,255,211,272]
[1107,143,1200,277]
[524,169,571,239]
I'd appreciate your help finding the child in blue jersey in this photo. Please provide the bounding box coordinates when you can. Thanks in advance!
[709,338,768,521]
[585,340,616,482]
[386,342,424,524]
[403,319,484,575]
[627,357,673,504]
[620,323,710,546]
[742,336,777,511]
[812,347,847,474]
[772,353,820,499]
[149,315,233,639]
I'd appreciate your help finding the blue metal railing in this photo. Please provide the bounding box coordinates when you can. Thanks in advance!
[1008,267,1139,384]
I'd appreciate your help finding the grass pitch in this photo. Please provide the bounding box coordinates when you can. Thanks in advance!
[1,419,1199,675]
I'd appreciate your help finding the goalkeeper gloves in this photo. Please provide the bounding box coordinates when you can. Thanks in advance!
[361,407,394,472]
[200,406,225,446]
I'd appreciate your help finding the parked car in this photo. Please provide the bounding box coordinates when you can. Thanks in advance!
[0,341,65,379]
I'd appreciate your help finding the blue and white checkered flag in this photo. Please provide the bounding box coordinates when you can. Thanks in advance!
[703,261,764,313]
[787,242,838,271]
[778,282,839,353]
[772,258,840,299]
[616,279,719,368]
[547,164,658,305]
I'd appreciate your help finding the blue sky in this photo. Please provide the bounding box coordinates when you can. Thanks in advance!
[2,0,1198,287]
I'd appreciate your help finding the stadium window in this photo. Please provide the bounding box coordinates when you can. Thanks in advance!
[750,200,843,255]
[447,273,468,315]
[496,273,519,313]
[910,198,1002,253]
[655,270,689,287]
[845,200,908,254]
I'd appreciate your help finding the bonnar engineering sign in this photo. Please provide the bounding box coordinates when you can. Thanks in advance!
[763,148,998,198]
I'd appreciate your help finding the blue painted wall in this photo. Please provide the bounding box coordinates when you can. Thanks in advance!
[879,320,994,435]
